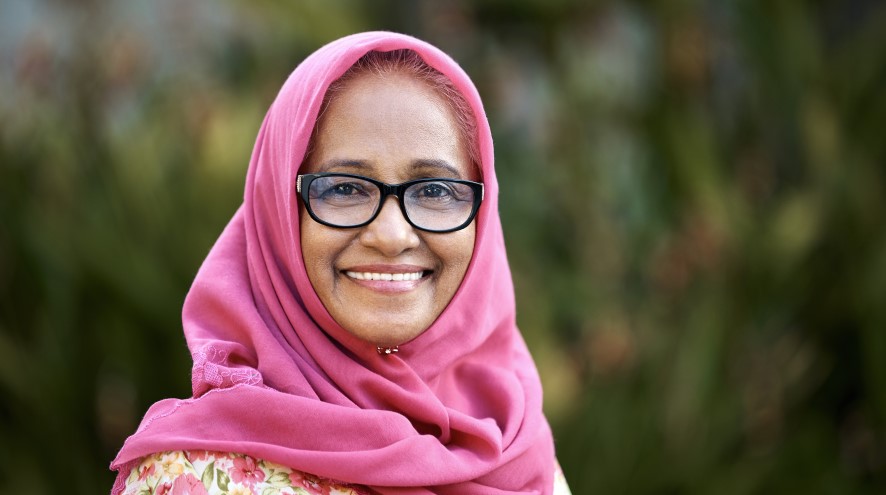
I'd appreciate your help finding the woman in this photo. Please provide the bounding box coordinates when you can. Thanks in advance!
[111,31,570,495]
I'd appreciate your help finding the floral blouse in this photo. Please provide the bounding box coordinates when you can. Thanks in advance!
[121,451,572,495]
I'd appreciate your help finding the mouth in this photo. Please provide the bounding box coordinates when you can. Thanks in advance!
[340,265,432,293]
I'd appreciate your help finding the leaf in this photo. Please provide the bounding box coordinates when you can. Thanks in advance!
[217,468,230,491]
[261,487,281,495]
[267,471,291,485]
[201,461,215,491]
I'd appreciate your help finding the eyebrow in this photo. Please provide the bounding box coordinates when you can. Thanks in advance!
[318,159,370,173]
[317,158,463,179]
[409,159,462,178]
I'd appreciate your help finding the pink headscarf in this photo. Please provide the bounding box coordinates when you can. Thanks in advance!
[111,31,554,494]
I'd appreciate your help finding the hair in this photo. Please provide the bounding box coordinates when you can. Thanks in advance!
[305,49,482,175]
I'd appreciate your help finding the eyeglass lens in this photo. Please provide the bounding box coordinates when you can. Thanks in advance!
[306,175,477,231]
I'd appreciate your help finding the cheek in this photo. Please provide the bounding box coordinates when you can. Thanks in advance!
[300,211,337,285]
[434,225,476,285]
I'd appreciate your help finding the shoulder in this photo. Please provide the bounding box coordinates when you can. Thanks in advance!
[122,450,571,494]
[120,451,369,495]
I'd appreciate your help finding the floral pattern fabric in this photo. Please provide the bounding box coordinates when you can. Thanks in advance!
[122,451,572,495]
[122,451,369,495]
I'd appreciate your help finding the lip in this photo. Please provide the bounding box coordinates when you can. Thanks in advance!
[340,264,431,294]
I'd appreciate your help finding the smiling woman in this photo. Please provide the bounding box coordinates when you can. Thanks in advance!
[110,32,570,494]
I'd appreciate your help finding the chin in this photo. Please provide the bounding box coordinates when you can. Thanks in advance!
[346,317,431,347]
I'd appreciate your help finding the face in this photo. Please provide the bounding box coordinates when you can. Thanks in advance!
[300,72,478,347]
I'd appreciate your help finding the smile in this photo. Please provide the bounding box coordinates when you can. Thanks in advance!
[344,271,425,281]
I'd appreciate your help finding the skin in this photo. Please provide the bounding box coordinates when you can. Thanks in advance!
[300,71,478,347]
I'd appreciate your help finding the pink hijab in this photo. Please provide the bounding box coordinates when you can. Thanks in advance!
[111,31,554,494]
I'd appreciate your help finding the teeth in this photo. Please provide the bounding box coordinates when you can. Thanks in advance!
[345,271,424,281]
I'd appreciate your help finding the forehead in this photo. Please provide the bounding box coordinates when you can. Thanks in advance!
[304,72,477,181]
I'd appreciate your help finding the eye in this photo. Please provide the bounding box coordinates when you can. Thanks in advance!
[325,183,364,197]
[406,181,473,210]
[309,176,376,206]
[417,182,451,198]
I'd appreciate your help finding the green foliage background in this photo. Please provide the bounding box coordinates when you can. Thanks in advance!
[1,0,885,493]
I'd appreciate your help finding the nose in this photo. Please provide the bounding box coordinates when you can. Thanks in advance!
[358,196,420,256]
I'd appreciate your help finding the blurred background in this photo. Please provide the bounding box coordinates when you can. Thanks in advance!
[1,0,885,493]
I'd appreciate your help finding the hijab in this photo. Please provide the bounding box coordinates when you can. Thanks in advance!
[111,31,555,494]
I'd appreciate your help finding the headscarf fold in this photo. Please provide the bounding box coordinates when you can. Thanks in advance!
[111,31,554,494]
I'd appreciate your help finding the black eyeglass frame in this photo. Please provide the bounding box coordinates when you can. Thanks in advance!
[297,172,484,233]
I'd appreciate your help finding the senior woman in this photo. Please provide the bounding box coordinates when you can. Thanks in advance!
[111,32,570,494]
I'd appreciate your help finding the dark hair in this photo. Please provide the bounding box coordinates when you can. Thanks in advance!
[306,49,481,174]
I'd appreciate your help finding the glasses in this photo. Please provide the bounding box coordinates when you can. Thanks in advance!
[297,173,483,233]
